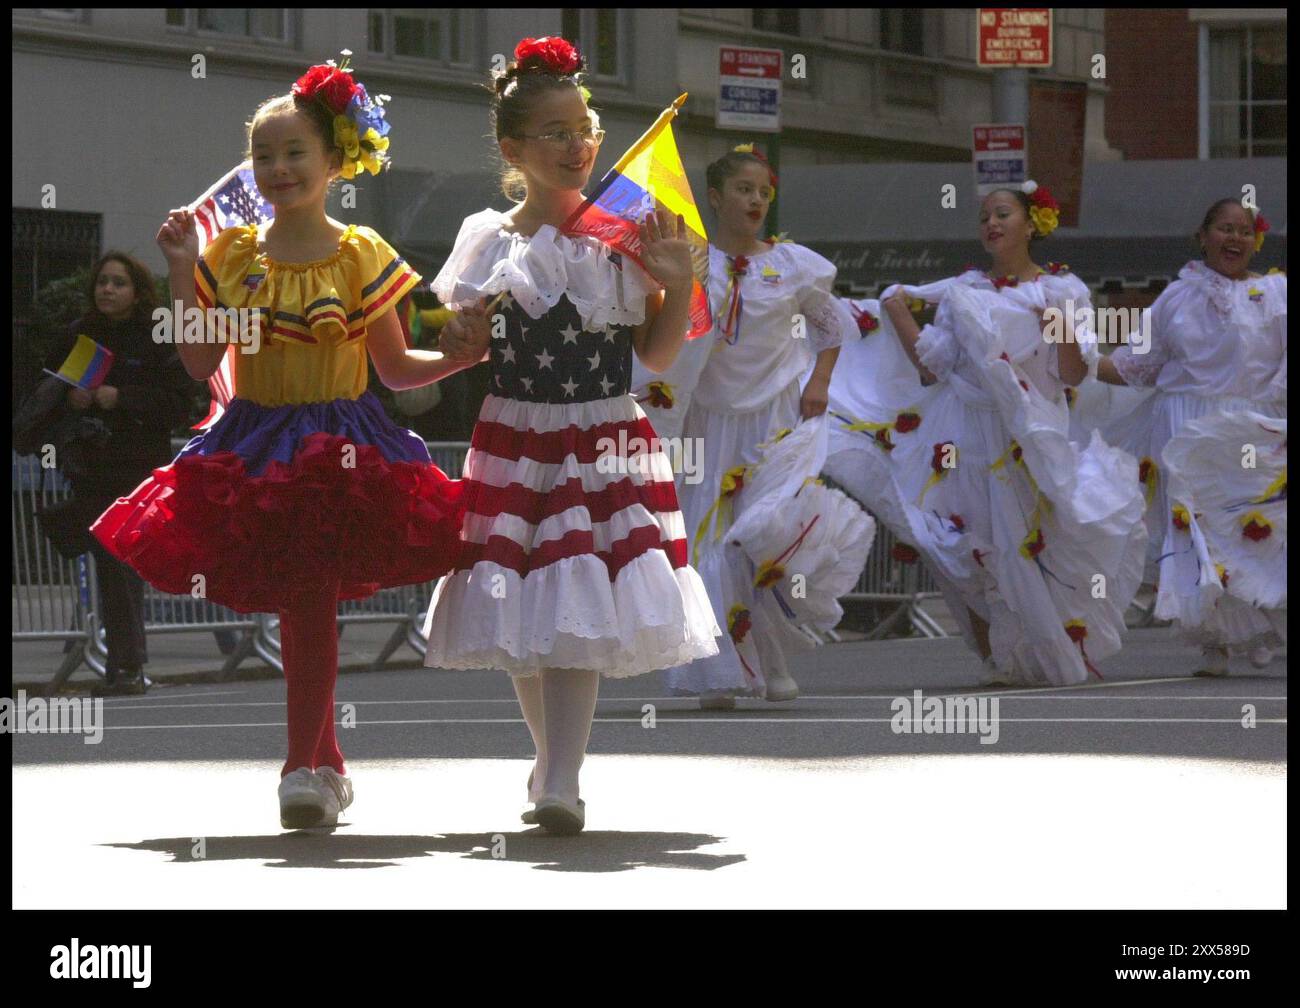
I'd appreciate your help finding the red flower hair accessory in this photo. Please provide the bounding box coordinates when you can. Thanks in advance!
[1254,212,1270,252]
[515,36,582,75]
[293,61,361,115]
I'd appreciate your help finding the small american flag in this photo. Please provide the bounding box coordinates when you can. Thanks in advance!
[187,162,274,429]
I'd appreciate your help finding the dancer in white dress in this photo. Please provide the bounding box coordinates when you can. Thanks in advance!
[654,147,860,707]
[421,37,720,833]
[823,183,1148,686]
[1096,198,1286,675]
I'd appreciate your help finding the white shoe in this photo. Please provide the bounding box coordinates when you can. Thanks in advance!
[1249,646,1274,669]
[699,691,736,710]
[534,795,586,835]
[315,767,353,816]
[278,767,340,829]
[763,670,799,702]
[980,656,1012,687]
[1193,646,1230,678]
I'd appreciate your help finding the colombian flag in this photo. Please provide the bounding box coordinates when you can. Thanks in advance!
[45,333,115,390]
[563,93,712,338]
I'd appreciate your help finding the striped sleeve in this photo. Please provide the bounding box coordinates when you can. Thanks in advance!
[350,227,423,337]
[193,226,253,310]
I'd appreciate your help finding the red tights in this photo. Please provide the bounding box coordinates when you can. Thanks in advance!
[279,585,346,778]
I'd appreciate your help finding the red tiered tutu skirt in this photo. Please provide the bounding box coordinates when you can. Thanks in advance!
[91,392,465,613]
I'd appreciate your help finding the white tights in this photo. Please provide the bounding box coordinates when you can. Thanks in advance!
[511,667,600,806]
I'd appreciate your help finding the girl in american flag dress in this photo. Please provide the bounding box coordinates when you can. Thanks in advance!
[421,38,720,835]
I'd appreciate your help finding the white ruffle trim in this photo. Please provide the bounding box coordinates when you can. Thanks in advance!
[422,553,721,677]
[432,208,660,332]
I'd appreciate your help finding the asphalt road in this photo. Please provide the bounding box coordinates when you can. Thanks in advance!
[10,629,1287,908]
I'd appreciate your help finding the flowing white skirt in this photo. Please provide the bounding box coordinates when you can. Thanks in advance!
[664,381,806,695]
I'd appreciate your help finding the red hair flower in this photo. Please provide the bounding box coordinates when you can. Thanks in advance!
[293,64,361,115]
[515,36,581,75]
[1254,213,1270,252]
[1031,185,1060,212]
[891,543,920,564]
[893,411,921,434]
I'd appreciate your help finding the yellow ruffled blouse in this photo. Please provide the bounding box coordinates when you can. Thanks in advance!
[193,224,421,406]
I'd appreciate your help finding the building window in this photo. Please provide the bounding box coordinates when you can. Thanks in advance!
[368,9,468,65]
[880,10,925,56]
[165,9,289,42]
[753,9,801,36]
[1208,24,1286,158]
[561,9,623,80]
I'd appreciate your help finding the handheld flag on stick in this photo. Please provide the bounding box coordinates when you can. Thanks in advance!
[44,334,114,390]
[562,93,712,338]
[186,162,275,429]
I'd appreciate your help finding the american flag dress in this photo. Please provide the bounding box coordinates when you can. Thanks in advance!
[422,210,721,676]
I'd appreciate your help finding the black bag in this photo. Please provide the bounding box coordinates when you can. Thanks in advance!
[12,375,69,456]
[35,493,103,560]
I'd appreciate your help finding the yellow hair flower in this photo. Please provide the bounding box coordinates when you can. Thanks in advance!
[363,128,389,154]
[1029,205,1059,237]
[733,143,754,154]
[334,116,360,158]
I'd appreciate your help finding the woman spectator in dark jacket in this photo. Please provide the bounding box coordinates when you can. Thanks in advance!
[48,252,196,694]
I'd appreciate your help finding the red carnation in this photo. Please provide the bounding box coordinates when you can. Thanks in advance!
[948,513,965,532]
[515,36,581,74]
[893,411,921,434]
[855,308,879,334]
[293,64,360,114]
[1242,518,1272,542]
[892,543,919,564]
[1031,186,1059,212]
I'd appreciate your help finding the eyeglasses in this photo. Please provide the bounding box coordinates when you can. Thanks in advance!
[518,126,606,150]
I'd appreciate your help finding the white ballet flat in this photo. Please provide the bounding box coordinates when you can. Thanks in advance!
[533,796,586,835]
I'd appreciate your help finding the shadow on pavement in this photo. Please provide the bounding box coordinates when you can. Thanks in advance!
[105,830,747,873]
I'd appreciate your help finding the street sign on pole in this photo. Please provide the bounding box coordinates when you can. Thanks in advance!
[717,45,782,132]
[977,8,1053,68]
[973,123,1027,195]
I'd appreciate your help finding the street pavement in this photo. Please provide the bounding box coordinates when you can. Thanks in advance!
[10,628,1287,908]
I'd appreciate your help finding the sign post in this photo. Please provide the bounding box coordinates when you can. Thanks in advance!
[717,45,782,235]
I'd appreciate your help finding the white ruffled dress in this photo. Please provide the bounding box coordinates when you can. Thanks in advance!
[1102,263,1287,651]
[633,241,860,696]
[421,209,721,677]
[822,270,1149,685]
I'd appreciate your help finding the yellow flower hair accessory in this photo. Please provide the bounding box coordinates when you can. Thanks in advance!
[1021,180,1060,237]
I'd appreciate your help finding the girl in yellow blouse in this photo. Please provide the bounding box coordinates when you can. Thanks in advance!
[93,56,490,830]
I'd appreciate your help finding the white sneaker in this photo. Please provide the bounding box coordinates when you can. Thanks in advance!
[315,767,353,816]
[1249,646,1274,669]
[277,767,339,829]
[699,691,737,710]
[763,670,799,702]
